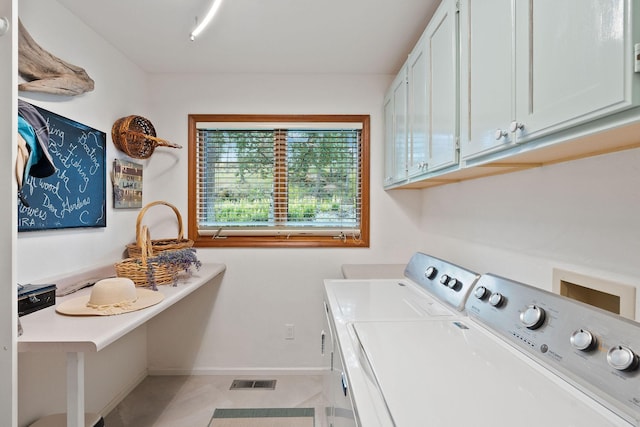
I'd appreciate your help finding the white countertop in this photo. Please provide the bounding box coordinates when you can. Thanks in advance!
[18,263,226,353]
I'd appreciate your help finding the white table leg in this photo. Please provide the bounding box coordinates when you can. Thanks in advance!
[66,352,84,427]
[29,353,100,426]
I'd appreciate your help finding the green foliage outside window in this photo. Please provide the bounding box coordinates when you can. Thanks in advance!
[202,129,358,228]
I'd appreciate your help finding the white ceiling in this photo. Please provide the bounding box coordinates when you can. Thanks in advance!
[56,0,441,75]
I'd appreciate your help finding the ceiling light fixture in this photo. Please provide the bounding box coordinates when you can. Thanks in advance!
[190,0,224,41]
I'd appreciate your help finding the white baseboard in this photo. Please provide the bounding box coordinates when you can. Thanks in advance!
[147,367,327,376]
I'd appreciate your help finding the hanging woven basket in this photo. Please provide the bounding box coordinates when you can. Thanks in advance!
[112,115,182,159]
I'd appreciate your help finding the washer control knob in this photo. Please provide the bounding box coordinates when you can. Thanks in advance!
[520,305,546,330]
[447,278,461,291]
[474,286,489,300]
[424,266,437,280]
[607,346,639,371]
[440,274,451,286]
[570,329,596,351]
[489,292,505,307]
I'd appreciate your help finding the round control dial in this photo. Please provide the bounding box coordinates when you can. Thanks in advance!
[439,274,450,286]
[570,329,596,351]
[474,286,488,300]
[488,292,504,307]
[447,278,461,291]
[607,345,639,371]
[520,305,545,330]
[424,266,437,280]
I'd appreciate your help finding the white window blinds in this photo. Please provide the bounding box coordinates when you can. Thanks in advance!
[195,122,363,238]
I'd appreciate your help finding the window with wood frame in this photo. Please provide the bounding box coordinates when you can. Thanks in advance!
[188,114,370,247]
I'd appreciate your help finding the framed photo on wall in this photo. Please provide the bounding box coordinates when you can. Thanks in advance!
[112,159,143,209]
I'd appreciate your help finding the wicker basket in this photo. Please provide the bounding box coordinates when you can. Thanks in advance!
[111,115,181,159]
[126,200,194,258]
[116,226,180,287]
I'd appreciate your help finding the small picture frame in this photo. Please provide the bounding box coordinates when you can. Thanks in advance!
[112,159,143,209]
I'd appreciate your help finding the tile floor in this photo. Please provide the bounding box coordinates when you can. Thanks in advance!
[104,375,327,427]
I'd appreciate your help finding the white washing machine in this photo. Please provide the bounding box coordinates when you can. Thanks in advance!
[322,253,481,427]
[325,252,480,323]
[348,274,640,426]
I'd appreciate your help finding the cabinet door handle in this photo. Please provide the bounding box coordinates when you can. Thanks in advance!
[509,121,525,133]
[321,330,326,355]
[495,129,508,140]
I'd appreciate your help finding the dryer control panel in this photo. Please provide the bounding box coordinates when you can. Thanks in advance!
[404,252,480,312]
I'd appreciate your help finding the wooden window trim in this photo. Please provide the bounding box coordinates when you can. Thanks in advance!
[187,114,370,248]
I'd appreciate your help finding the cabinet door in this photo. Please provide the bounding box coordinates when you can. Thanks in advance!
[460,0,515,160]
[384,67,409,186]
[383,94,395,186]
[407,38,428,178]
[391,68,408,183]
[427,0,459,171]
[514,0,632,141]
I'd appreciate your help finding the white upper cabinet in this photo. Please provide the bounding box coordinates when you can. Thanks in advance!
[383,92,395,185]
[460,0,636,161]
[387,0,459,187]
[460,0,515,160]
[383,65,408,186]
[426,0,459,172]
[386,0,640,189]
[407,37,428,178]
[409,0,459,177]
[514,1,632,141]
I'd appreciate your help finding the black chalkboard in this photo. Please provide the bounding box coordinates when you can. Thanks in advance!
[18,104,106,231]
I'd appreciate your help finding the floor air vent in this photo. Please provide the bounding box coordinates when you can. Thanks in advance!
[230,379,277,390]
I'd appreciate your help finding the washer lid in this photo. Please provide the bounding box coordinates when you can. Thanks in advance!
[326,279,456,321]
[352,320,632,427]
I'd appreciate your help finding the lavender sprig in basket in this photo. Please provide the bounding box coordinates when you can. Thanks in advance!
[145,248,202,290]
[116,225,201,290]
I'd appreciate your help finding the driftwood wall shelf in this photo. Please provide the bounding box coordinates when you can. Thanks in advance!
[18,19,94,96]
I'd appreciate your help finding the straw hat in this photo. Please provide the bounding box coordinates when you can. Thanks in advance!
[56,277,164,316]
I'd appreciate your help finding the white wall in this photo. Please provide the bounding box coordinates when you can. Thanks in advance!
[417,147,640,318]
[17,1,153,425]
[16,1,150,279]
[144,72,425,372]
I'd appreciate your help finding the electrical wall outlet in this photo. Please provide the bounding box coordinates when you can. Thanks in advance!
[285,324,295,340]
